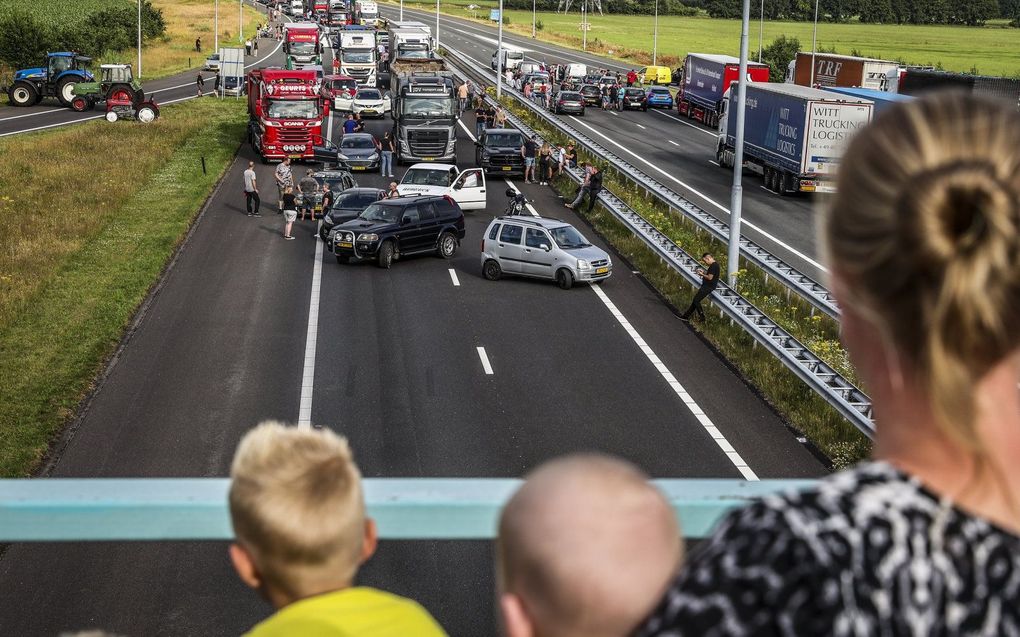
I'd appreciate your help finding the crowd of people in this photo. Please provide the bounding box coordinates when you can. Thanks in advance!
[222,91,1020,636]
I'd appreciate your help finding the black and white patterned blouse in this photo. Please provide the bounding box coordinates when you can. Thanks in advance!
[635,462,1020,637]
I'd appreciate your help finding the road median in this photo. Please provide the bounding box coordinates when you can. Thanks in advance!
[0,98,246,477]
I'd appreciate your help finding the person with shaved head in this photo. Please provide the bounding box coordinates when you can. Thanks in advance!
[496,453,683,637]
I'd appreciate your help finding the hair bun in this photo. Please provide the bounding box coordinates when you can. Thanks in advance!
[900,160,1019,265]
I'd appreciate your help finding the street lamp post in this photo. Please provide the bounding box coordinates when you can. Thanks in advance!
[496,0,504,98]
[581,0,587,52]
[137,0,142,78]
[435,0,440,51]
[727,0,752,286]
[214,0,219,54]
[239,0,243,44]
[809,0,819,86]
[652,0,658,66]
[758,0,764,63]
[400,0,404,20]
[532,0,536,38]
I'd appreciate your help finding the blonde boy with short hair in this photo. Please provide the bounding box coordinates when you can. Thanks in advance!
[228,421,447,637]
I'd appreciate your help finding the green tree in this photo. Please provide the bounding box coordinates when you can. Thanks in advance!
[761,35,800,82]
[858,0,896,22]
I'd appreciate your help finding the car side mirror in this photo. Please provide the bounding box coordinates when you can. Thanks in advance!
[453,182,463,190]
[540,243,551,252]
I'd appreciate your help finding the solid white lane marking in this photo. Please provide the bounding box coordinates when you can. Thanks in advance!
[590,284,759,480]
[650,108,717,137]
[0,107,65,122]
[566,115,828,273]
[457,117,477,142]
[298,238,325,429]
[635,123,646,129]
[476,346,494,374]
[668,140,680,146]
[449,268,461,286]
[708,160,719,166]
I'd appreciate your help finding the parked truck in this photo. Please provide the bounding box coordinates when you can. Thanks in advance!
[387,21,434,60]
[355,0,379,25]
[328,0,353,26]
[788,52,899,91]
[716,83,873,195]
[284,23,322,69]
[898,69,1020,108]
[338,26,378,86]
[247,68,327,163]
[390,58,457,164]
[676,53,770,127]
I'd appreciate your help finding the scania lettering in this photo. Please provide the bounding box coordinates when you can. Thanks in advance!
[284,23,322,69]
[247,68,327,163]
[716,83,873,195]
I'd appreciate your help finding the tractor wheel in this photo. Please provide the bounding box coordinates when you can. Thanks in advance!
[70,96,89,112]
[137,103,158,123]
[106,110,119,123]
[108,85,134,103]
[8,82,37,107]
[56,77,78,106]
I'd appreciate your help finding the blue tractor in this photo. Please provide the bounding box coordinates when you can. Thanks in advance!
[7,52,94,107]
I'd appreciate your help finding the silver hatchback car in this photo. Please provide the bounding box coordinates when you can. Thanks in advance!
[481,216,612,289]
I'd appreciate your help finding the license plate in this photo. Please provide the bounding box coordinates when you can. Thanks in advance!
[501,166,512,171]
[363,109,376,114]
[352,166,365,171]
[288,154,302,159]
[596,267,609,274]
[423,157,435,161]
[339,241,353,248]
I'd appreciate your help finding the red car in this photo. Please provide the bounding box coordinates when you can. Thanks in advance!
[319,74,358,111]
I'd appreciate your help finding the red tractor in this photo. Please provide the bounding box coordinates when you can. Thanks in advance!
[70,64,160,123]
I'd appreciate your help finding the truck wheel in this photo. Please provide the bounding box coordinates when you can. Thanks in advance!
[436,232,457,259]
[8,82,37,107]
[56,77,78,106]
[377,241,394,269]
[556,268,574,290]
[137,104,158,123]
[483,259,502,281]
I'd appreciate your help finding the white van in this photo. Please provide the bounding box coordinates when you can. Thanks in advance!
[565,63,587,80]
[492,48,524,71]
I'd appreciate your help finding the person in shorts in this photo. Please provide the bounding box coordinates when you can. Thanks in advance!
[275,158,293,213]
[281,187,297,240]
[522,135,539,184]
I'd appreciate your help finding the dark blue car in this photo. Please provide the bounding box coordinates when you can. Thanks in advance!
[645,86,674,109]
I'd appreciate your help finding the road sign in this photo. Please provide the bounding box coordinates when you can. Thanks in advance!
[490,9,501,21]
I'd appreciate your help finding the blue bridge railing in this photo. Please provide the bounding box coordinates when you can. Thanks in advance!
[0,478,813,541]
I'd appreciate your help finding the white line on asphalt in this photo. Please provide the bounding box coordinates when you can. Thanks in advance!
[298,238,325,429]
[649,108,717,138]
[449,268,461,286]
[0,107,65,122]
[457,117,477,142]
[708,160,719,166]
[590,284,759,481]
[566,115,828,273]
[635,123,646,129]
[476,346,494,375]
[668,140,680,146]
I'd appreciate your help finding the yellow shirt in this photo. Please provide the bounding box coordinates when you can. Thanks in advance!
[245,587,448,637]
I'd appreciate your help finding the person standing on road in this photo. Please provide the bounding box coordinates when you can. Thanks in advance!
[538,142,553,186]
[457,81,469,115]
[196,73,205,97]
[214,73,221,95]
[522,135,539,184]
[494,107,507,128]
[275,157,293,213]
[298,169,319,221]
[245,38,252,56]
[342,113,358,135]
[281,187,297,240]
[253,37,259,56]
[381,131,395,178]
[627,69,636,86]
[680,253,720,322]
[243,161,261,217]
[332,55,340,74]
[474,103,487,138]
[316,182,334,238]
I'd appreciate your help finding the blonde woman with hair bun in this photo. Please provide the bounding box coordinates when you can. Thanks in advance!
[634,92,1020,636]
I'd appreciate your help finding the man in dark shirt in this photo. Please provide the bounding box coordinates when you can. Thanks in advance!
[522,135,539,184]
[681,253,720,322]
[475,104,487,139]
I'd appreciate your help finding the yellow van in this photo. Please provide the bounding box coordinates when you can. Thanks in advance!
[638,66,672,85]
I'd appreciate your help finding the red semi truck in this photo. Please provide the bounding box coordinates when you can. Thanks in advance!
[246,68,327,163]
[676,54,770,127]
[284,23,322,69]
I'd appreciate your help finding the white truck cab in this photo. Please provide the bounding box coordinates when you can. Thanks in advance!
[492,48,525,71]
[397,164,487,210]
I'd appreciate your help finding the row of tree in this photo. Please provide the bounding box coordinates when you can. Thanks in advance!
[699,0,1018,25]
[504,0,1020,24]
[0,3,166,72]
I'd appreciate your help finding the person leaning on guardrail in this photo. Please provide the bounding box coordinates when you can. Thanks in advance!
[227,422,448,636]
[497,454,682,637]
[634,92,1020,636]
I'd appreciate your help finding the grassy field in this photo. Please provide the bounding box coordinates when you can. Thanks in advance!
[0,98,246,477]
[101,0,267,79]
[396,0,1020,76]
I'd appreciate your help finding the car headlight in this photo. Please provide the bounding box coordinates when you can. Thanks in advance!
[358,233,378,242]
[400,140,409,152]
[370,152,379,160]
[446,139,456,153]
[264,120,279,127]
[577,259,591,270]
[482,151,490,160]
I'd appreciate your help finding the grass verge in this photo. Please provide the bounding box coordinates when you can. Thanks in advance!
[491,89,870,467]
[391,0,1020,77]
[0,98,246,477]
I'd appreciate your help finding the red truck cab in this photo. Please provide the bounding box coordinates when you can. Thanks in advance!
[247,68,328,163]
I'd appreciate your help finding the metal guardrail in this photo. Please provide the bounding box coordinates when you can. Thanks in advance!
[0,478,815,541]
[443,50,875,439]
[444,46,840,320]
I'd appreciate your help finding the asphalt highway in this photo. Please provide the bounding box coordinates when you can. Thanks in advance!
[381,3,826,281]
[0,15,825,637]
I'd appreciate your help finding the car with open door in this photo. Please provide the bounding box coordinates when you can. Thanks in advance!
[396,163,487,211]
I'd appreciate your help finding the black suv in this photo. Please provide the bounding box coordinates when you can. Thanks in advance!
[475,129,525,175]
[319,187,386,240]
[328,195,466,268]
